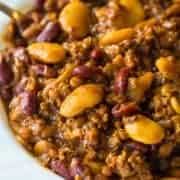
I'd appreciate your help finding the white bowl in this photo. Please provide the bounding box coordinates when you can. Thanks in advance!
[0,101,61,180]
[0,1,61,179]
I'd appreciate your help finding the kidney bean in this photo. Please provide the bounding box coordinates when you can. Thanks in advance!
[37,22,60,42]
[31,64,57,78]
[34,0,45,9]
[70,158,84,177]
[72,65,95,79]
[90,48,104,61]
[50,160,72,180]
[0,59,13,86]
[20,91,37,116]
[0,87,12,101]
[114,67,130,94]
[13,77,28,95]
[112,102,139,118]
[13,47,30,64]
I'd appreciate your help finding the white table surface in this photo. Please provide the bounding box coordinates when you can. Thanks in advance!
[0,1,61,179]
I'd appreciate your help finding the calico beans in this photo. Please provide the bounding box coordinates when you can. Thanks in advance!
[1,0,180,179]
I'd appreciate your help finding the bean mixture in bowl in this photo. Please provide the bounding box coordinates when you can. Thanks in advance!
[0,0,180,179]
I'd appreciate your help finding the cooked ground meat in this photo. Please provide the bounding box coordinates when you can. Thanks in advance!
[0,0,180,179]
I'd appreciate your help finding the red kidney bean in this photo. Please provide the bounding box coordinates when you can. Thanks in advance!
[90,48,104,61]
[13,47,30,64]
[13,77,28,95]
[112,102,139,118]
[70,158,84,177]
[37,22,60,42]
[31,64,57,78]
[34,0,45,9]
[114,67,130,94]
[72,65,95,79]
[0,87,12,101]
[51,160,72,180]
[0,59,13,86]
[20,91,37,116]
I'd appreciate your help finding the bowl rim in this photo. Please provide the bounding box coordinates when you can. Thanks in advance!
[0,100,62,179]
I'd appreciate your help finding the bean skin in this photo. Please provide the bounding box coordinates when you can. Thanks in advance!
[13,77,27,95]
[37,22,60,42]
[112,102,139,118]
[0,87,12,101]
[90,48,104,61]
[0,59,13,86]
[114,67,130,94]
[70,158,84,177]
[50,160,72,180]
[34,0,45,10]
[72,65,94,79]
[20,91,38,116]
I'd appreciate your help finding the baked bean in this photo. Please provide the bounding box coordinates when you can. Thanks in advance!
[34,140,53,155]
[119,0,144,26]
[60,84,104,117]
[170,97,180,114]
[114,67,130,94]
[28,42,66,64]
[34,0,45,9]
[99,28,134,46]
[13,77,28,95]
[59,0,91,39]
[72,65,94,79]
[20,91,38,115]
[70,158,84,177]
[90,48,104,61]
[0,58,13,86]
[156,57,179,79]
[124,115,165,144]
[0,87,12,101]
[51,160,72,179]
[112,102,139,118]
[37,22,60,42]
